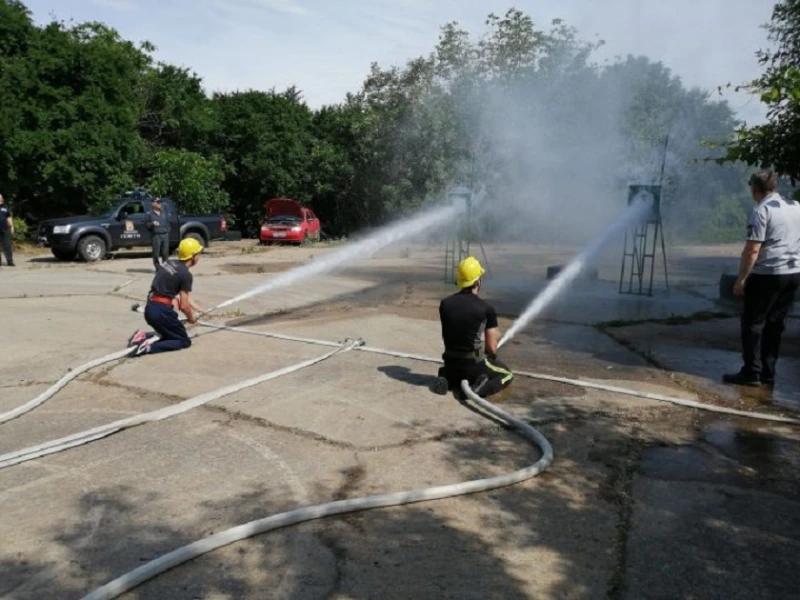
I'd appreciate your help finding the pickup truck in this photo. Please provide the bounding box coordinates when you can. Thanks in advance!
[38,196,228,262]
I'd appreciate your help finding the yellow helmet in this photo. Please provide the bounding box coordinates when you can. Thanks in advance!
[456,256,485,288]
[178,237,204,261]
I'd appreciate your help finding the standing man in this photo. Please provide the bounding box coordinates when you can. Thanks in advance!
[0,194,15,267]
[128,237,204,356]
[724,170,800,387]
[432,256,514,398]
[145,197,170,271]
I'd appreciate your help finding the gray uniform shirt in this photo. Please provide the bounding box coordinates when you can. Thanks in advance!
[747,192,800,275]
[145,207,171,235]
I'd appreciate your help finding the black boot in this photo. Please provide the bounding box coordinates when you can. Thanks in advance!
[722,370,761,387]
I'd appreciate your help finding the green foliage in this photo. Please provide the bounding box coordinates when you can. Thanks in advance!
[691,194,752,243]
[0,14,148,219]
[12,216,28,244]
[144,149,229,214]
[137,63,212,151]
[724,1,800,182]
[0,1,750,242]
[208,88,315,234]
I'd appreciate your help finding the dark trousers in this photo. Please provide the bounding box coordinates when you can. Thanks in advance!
[439,356,514,398]
[741,272,800,379]
[144,302,192,354]
[151,234,169,270]
[0,230,13,266]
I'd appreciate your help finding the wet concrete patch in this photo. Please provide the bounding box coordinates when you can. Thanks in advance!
[625,476,800,600]
[608,319,800,412]
[220,262,301,275]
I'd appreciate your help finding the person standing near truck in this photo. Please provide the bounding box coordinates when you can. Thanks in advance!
[145,197,170,271]
[0,194,15,267]
[128,237,204,356]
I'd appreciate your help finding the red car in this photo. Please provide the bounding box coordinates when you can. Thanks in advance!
[259,198,321,245]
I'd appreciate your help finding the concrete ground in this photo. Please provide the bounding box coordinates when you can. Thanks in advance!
[1,240,799,600]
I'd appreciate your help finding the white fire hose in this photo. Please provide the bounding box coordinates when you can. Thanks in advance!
[3,315,799,430]
[81,380,552,600]
[0,340,360,470]
[1,302,798,597]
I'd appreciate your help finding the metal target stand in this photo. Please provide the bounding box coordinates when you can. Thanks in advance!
[443,186,491,284]
[618,185,670,296]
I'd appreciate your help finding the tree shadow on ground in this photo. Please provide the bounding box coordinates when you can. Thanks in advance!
[436,375,800,599]
[2,476,538,600]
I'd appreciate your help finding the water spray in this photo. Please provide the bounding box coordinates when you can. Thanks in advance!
[500,195,654,347]
[216,202,463,310]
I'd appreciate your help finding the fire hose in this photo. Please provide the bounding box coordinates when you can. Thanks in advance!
[1,302,797,597]
[3,311,799,429]
[81,380,552,600]
[0,340,360,470]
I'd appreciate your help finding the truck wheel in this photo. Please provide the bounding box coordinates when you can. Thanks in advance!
[183,232,205,246]
[51,248,76,261]
[78,235,107,262]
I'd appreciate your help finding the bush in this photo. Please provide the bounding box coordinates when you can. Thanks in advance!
[12,217,28,247]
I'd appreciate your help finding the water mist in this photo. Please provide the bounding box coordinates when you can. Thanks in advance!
[215,202,464,310]
[499,196,654,347]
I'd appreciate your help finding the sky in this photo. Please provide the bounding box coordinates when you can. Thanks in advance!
[24,0,773,124]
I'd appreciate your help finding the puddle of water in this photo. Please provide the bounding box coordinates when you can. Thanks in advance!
[702,420,799,472]
[642,417,800,489]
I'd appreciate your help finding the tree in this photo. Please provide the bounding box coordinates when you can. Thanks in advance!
[0,17,149,219]
[208,90,315,235]
[144,149,229,215]
[724,0,800,182]
[136,63,213,152]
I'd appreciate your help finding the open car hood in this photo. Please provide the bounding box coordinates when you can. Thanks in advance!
[265,198,303,219]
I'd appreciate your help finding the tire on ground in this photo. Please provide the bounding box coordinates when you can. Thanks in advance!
[51,248,76,261]
[77,235,107,262]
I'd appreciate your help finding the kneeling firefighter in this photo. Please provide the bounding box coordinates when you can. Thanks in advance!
[128,238,204,356]
[432,256,514,398]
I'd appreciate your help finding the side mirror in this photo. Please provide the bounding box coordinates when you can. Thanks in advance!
[118,211,128,220]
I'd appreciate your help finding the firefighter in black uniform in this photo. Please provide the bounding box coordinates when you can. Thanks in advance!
[0,194,15,267]
[127,237,204,356]
[432,256,513,398]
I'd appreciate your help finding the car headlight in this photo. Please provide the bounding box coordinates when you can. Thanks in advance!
[53,225,71,234]
[290,226,301,232]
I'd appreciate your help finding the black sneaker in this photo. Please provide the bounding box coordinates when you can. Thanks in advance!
[761,376,775,387]
[130,339,153,357]
[431,376,449,396]
[722,371,761,387]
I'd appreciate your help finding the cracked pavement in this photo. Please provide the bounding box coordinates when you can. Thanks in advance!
[1,241,799,599]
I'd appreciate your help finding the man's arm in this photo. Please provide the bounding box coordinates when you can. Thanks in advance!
[178,291,197,323]
[7,217,13,235]
[734,241,762,297]
[485,327,499,357]
[735,206,767,297]
[484,304,500,357]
